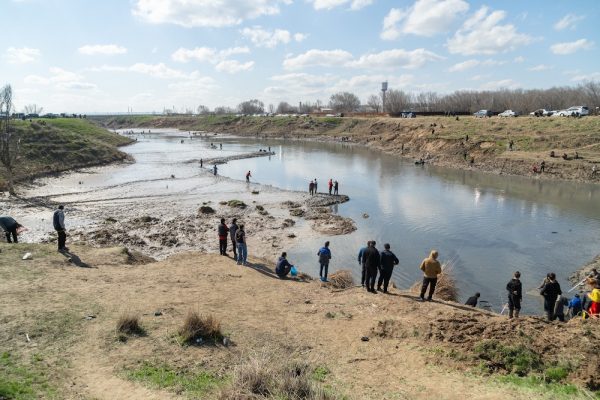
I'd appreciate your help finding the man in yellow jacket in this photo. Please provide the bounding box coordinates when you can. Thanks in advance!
[419,250,442,301]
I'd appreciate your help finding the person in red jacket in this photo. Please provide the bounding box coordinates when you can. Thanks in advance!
[217,218,229,255]
[328,179,333,195]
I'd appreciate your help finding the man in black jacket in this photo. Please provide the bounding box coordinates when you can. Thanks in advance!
[229,218,238,259]
[377,243,399,293]
[465,292,480,307]
[540,272,562,321]
[363,241,380,293]
[0,216,22,243]
[506,271,522,319]
[53,205,67,252]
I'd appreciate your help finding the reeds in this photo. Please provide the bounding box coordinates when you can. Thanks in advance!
[328,270,354,289]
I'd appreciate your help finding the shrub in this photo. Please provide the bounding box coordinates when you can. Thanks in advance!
[198,206,215,214]
[474,340,542,376]
[116,313,145,336]
[179,312,223,345]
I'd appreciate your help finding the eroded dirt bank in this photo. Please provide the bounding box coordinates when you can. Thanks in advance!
[97,115,600,184]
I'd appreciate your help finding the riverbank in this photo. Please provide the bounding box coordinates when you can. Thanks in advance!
[1,242,598,399]
[0,244,600,399]
[0,118,134,192]
[95,115,600,184]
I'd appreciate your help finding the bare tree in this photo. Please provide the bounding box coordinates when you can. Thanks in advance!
[366,94,382,112]
[0,84,20,194]
[237,99,264,115]
[276,101,297,114]
[214,106,235,115]
[23,104,43,115]
[197,105,210,115]
[384,89,412,115]
[329,92,360,113]
[268,103,275,114]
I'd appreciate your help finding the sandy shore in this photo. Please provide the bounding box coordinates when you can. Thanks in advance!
[2,150,353,262]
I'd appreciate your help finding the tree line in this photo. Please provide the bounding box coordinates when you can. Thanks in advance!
[194,81,600,116]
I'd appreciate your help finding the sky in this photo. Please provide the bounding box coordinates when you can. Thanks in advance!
[1,0,599,113]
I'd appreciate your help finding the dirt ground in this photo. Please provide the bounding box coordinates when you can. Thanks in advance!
[1,243,598,399]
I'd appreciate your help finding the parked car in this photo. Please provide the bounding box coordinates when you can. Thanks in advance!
[529,109,553,117]
[554,106,590,117]
[474,109,492,118]
[498,110,518,117]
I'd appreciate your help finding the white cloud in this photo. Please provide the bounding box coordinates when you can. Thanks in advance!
[447,6,533,55]
[480,79,519,90]
[570,72,600,82]
[381,0,469,40]
[528,64,552,72]
[348,48,444,70]
[78,44,127,55]
[241,26,306,48]
[283,49,353,70]
[448,58,506,72]
[171,46,250,62]
[89,63,204,79]
[294,33,308,42]
[215,60,254,73]
[310,0,373,11]
[132,0,289,28]
[550,39,594,55]
[554,14,584,31]
[283,48,443,71]
[24,67,97,91]
[4,47,40,64]
[513,56,525,63]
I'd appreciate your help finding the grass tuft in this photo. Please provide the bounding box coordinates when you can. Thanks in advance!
[178,311,223,345]
[116,313,145,336]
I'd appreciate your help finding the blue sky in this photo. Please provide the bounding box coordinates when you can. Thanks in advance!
[1,0,599,113]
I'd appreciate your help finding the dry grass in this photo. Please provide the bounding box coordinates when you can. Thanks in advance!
[328,270,354,289]
[178,311,223,344]
[219,351,336,399]
[116,313,145,336]
[410,260,459,302]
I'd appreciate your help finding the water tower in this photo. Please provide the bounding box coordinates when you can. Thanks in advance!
[381,81,388,113]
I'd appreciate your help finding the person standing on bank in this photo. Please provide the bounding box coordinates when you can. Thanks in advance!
[328,179,333,195]
[418,250,441,301]
[235,224,248,265]
[317,241,331,282]
[229,218,238,260]
[540,273,562,321]
[333,180,338,195]
[506,271,522,319]
[357,241,371,287]
[377,243,399,293]
[53,205,68,252]
[217,218,229,256]
[364,241,381,293]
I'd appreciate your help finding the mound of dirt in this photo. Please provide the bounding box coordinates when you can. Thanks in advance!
[305,194,350,207]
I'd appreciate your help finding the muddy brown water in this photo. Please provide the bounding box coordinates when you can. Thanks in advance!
[10,129,600,314]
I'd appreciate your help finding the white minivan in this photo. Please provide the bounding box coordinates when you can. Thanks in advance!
[554,106,589,117]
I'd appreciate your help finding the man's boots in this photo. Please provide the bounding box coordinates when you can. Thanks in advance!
[508,309,513,319]
[514,310,520,318]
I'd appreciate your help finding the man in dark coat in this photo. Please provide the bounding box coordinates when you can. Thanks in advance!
[275,252,293,278]
[229,218,239,259]
[540,272,562,321]
[506,271,522,319]
[53,205,67,252]
[465,293,480,307]
[363,241,380,293]
[377,243,399,293]
[0,216,22,243]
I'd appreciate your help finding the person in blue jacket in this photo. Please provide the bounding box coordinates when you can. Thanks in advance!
[275,252,293,279]
[568,294,583,318]
[357,241,371,287]
[317,241,331,282]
